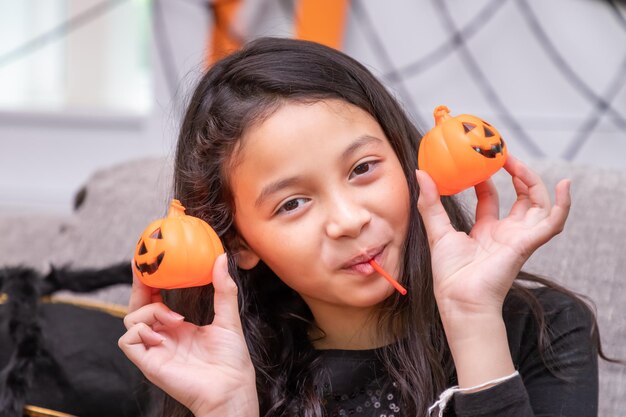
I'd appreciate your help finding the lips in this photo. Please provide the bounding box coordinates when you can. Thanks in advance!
[341,245,385,270]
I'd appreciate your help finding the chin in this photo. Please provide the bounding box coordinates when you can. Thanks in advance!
[342,284,396,308]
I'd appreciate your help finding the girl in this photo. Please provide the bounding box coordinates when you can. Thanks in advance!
[119,37,603,417]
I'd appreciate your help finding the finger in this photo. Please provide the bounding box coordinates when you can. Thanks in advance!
[415,170,454,246]
[503,156,551,210]
[474,179,499,223]
[520,179,571,250]
[123,302,185,330]
[118,322,165,364]
[546,179,572,234]
[129,260,163,313]
[507,176,531,220]
[211,253,243,333]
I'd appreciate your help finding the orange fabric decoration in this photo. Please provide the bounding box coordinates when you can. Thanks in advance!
[294,0,350,50]
[133,199,224,289]
[418,105,508,196]
[206,0,243,66]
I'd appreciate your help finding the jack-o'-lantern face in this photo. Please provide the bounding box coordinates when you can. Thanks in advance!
[135,228,164,275]
[417,106,508,195]
[462,121,505,159]
[132,199,224,289]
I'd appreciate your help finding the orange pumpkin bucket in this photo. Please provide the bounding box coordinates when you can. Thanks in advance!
[418,105,508,195]
[133,199,224,289]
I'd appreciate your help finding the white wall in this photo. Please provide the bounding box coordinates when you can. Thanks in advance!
[1,0,624,215]
[0,0,207,214]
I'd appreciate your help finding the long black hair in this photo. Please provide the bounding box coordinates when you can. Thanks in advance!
[161,37,612,417]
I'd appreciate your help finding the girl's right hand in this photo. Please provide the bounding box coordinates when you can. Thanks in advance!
[118,254,259,417]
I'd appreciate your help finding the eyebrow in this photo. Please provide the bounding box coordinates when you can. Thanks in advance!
[341,135,383,161]
[255,176,303,208]
[254,135,384,208]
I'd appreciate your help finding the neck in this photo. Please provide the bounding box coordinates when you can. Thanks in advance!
[305,302,386,350]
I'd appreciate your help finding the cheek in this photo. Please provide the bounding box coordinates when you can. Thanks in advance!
[257,239,325,296]
[377,170,411,227]
[243,220,322,280]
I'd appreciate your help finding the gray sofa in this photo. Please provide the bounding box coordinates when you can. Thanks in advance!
[1,157,624,415]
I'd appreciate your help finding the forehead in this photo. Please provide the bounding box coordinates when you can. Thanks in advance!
[230,99,384,171]
[227,99,390,201]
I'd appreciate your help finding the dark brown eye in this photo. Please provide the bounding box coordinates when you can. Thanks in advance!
[278,197,310,214]
[352,162,371,176]
[282,200,300,212]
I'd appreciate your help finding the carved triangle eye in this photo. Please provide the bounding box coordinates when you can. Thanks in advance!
[484,126,495,137]
[463,123,476,133]
[138,241,148,255]
[150,228,163,239]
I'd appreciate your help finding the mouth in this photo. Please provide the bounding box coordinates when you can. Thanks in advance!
[341,245,386,274]
[472,139,505,158]
[135,252,164,275]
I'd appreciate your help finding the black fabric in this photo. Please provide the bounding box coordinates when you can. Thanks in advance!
[0,265,153,417]
[37,262,135,296]
[320,349,405,417]
[319,287,599,417]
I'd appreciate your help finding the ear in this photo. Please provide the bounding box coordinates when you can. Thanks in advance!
[234,238,260,270]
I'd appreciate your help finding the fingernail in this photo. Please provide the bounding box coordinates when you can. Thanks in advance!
[145,327,166,344]
[169,311,184,320]
[153,330,166,343]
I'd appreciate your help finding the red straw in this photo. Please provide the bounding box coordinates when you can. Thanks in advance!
[368,260,407,295]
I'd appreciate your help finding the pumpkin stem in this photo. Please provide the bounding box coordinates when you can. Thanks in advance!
[168,199,187,217]
[433,105,451,126]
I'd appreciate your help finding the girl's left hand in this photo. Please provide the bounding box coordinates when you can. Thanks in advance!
[415,155,571,317]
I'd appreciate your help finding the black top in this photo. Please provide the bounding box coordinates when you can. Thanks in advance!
[318,287,598,417]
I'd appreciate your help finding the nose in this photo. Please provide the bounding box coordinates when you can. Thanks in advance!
[324,192,371,239]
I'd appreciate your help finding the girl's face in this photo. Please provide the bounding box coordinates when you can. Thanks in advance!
[230,99,411,315]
